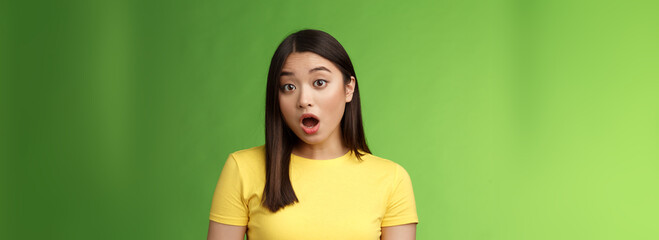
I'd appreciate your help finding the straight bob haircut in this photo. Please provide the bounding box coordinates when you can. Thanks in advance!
[263,29,371,213]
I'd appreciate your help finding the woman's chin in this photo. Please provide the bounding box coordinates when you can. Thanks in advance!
[295,133,325,146]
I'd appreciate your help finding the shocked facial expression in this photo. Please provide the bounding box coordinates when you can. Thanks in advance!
[278,51,355,146]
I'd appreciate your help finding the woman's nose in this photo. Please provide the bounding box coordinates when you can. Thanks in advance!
[297,89,313,108]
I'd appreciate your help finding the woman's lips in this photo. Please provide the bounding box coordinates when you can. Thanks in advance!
[300,113,320,134]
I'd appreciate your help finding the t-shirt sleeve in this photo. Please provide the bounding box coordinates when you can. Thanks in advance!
[381,164,419,227]
[209,154,249,226]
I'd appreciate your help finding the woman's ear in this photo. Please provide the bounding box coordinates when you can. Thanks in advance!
[345,76,356,102]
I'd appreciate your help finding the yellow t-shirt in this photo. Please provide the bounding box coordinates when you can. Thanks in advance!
[209,145,418,239]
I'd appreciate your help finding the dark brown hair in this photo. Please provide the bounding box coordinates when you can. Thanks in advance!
[263,29,371,212]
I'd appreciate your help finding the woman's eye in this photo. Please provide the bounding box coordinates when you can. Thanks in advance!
[281,84,296,92]
[313,79,327,87]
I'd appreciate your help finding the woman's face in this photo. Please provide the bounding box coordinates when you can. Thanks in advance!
[278,51,355,147]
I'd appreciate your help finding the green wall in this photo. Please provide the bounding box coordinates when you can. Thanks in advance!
[2,0,658,239]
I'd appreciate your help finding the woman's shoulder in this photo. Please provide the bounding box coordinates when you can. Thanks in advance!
[359,152,409,173]
[229,145,265,159]
[226,145,266,169]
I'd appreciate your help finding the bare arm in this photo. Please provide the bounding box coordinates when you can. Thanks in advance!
[381,223,417,240]
[207,220,246,240]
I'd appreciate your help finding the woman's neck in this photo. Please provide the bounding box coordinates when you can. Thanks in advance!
[292,139,349,160]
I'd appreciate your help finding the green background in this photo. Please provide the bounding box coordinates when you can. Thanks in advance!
[2,0,658,239]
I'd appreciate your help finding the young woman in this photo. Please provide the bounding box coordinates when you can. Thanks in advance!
[207,29,418,240]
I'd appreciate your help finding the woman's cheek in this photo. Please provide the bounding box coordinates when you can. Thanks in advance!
[325,88,346,123]
[279,97,296,128]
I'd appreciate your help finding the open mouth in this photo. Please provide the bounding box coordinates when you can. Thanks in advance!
[302,117,319,128]
[300,113,320,134]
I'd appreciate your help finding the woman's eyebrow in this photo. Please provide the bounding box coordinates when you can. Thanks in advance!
[280,66,331,76]
[309,66,331,73]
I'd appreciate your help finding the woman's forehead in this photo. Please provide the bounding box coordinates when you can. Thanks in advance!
[281,52,339,74]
